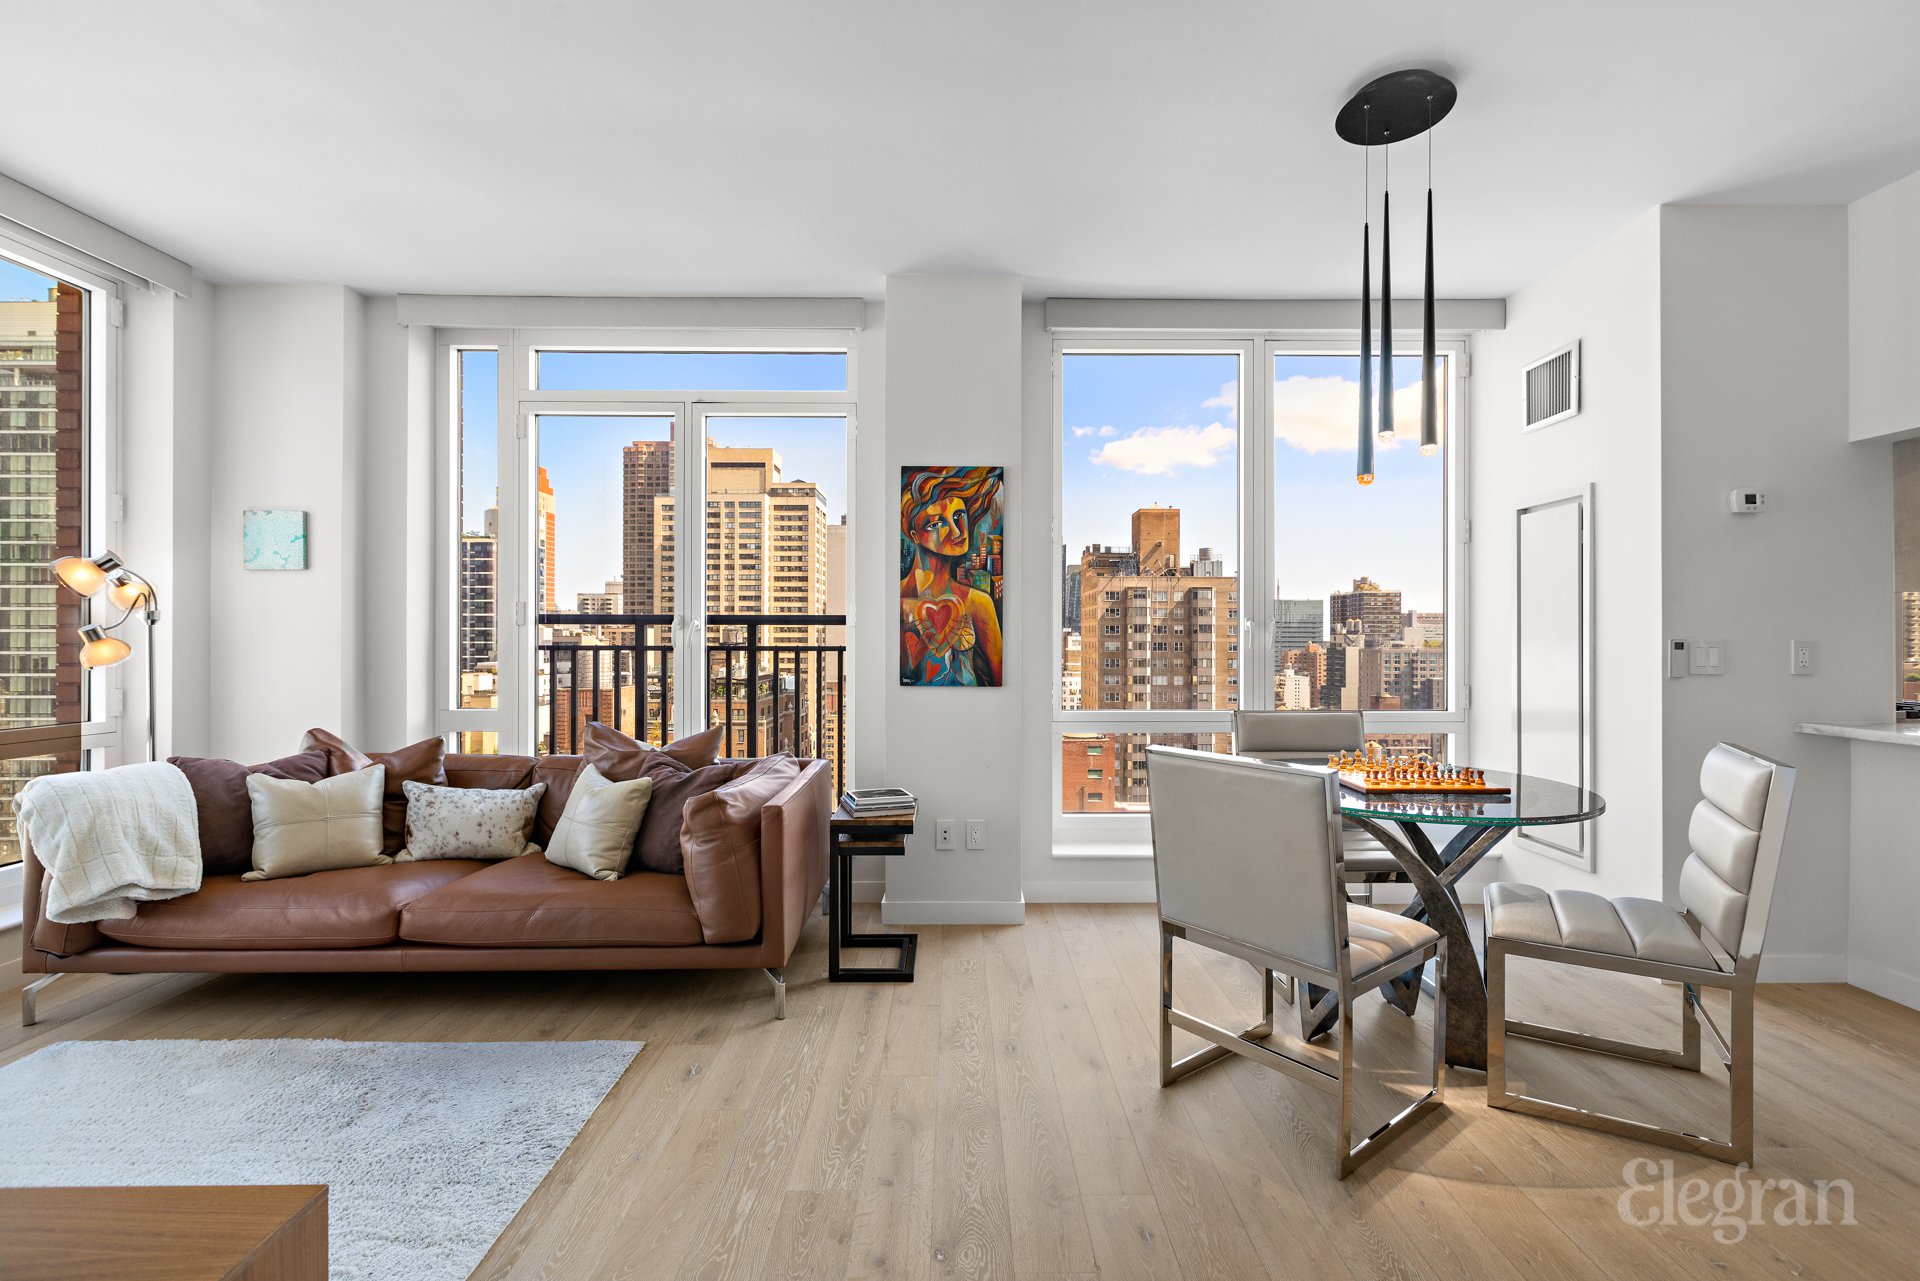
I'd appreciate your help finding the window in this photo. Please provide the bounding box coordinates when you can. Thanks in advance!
[442,336,855,793]
[1056,334,1465,820]
[0,246,111,867]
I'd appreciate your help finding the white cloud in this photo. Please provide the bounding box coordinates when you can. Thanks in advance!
[1070,425,1117,438]
[1201,380,1239,424]
[1090,422,1236,476]
[1270,374,1423,454]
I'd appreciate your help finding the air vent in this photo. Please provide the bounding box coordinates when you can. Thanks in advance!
[1522,341,1581,431]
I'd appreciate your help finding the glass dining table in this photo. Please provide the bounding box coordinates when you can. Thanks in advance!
[1301,770,1607,1071]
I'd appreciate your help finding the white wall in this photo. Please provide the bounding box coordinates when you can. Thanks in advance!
[121,279,214,759]
[1845,741,1920,1006]
[873,275,1026,924]
[1848,167,1920,443]
[1659,205,1886,979]
[358,299,436,747]
[1469,210,1668,901]
[207,284,368,761]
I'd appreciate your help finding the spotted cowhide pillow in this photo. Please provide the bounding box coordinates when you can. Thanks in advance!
[395,779,548,862]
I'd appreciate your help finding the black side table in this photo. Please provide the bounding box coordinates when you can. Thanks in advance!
[827,807,918,982]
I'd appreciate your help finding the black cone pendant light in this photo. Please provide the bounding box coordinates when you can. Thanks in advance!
[1335,68,1456,483]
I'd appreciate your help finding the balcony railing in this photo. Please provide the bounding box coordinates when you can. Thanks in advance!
[537,611,848,790]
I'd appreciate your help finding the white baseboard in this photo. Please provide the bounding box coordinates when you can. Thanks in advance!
[849,879,886,904]
[1846,957,1920,1010]
[1024,880,1157,904]
[1757,953,1848,984]
[880,894,1025,926]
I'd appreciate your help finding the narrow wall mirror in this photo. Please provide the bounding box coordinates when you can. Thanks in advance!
[1514,485,1595,867]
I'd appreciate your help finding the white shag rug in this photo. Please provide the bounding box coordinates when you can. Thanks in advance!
[0,1038,643,1281]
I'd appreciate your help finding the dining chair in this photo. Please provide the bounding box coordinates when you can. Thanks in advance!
[1232,710,1406,904]
[1147,745,1447,1178]
[1484,742,1796,1164]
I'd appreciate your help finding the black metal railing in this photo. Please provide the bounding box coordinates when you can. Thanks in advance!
[536,612,847,790]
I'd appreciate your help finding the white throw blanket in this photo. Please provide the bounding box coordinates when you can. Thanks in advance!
[17,762,202,924]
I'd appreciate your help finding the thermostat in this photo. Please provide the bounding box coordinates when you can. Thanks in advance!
[1729,489,1766,513]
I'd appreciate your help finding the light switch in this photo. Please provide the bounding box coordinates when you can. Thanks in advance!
[1689,640,1727,676]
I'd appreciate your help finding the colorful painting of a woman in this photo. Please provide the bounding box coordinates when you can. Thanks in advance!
[900,466,1004,687]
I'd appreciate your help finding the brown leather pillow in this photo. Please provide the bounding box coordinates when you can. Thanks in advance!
[532,756,584,846]
[626,756,752,875]
[580,719,725,773]
[168,749,330,876]
[301,728,448,857]
[444,753,536,792]
[680,754,802,944]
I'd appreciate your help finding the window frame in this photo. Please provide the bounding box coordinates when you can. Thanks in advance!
[1049,329,1470,846]
[433,328,859,759]
[0,230,124,903]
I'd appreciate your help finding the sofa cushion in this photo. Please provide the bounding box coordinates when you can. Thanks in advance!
[444,753,536,792]
[397,779,546,862]
[97,861,488,950]
[581,719,725,772]
[301,728,448,857]
[243,767,391,881]
[681,754,801,944]
[169,749,330,876]
[398,855,704,948]
[531,756,584,847]
[630,758,750,875]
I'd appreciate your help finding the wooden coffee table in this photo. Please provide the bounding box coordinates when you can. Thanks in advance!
[0,1184,327,1281]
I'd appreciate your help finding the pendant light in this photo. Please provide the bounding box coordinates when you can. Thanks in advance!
[1335,69,1457,481]
[1357,106,1374,486]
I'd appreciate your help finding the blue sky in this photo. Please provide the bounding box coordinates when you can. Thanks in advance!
[0,258,56,300]
[1062,352,1446,614]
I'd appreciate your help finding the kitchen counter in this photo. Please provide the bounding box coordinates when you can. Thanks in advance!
[1794,720,1920,747]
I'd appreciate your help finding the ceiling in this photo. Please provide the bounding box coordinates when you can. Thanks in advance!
[8,0,1920,300]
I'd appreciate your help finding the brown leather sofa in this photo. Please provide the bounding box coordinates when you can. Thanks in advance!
[19,752,833,1025]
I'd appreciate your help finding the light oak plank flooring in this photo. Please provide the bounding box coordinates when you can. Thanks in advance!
[5,905,1916,1280]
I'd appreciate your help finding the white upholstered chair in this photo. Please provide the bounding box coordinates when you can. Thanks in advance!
[1484,742,1796,1164]
[1147,745,1446,1177]
[1232,710,1406,904]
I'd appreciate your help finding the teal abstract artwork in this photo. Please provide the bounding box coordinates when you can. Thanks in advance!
[242,509,308,570]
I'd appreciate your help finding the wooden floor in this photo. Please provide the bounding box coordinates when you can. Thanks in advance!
[6,904,1917,1281]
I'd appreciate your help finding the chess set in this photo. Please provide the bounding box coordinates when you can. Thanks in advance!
[1331,746,1511,796]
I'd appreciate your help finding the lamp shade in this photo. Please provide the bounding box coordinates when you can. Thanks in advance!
[77,624,132,670]
[107,575,150,611]
[50,551,123,597]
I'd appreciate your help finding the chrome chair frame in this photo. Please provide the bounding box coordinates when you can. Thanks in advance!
[1151,748,1447,1179]
[1486,743,1794,1165]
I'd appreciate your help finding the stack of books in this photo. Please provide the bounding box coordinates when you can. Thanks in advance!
[840,787,916,817]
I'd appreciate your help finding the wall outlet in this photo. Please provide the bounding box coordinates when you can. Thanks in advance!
[965,819,986,851]
[935,819,958,851]
[1789,639,1815,676]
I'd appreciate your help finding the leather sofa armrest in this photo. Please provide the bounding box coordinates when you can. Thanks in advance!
[21,834,101,968]
[758,759,832,967]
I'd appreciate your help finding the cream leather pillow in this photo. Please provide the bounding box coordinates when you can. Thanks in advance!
[543,763,652,881]
[243,766,390,881]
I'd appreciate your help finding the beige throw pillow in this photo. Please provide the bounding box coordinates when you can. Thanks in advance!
[543,763,652,881]
[243,766,390,881]
[396,780,547,862]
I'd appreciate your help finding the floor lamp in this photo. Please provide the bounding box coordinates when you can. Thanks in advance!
[50,550,160,763]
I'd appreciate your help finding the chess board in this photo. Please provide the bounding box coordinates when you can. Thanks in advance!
[1336,769,1510,797]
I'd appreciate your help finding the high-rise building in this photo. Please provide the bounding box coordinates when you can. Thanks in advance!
[460,535,497,670]
[1274,598,1324,664]
[1075,508,1238,806]
[0,285,85,863]
[1061,732,1117,813]
[1131,506,1180,575]
[1329,576,1404,645]
[536,466,557,614]
[622,437,673,614]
